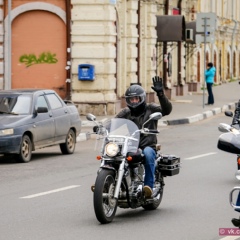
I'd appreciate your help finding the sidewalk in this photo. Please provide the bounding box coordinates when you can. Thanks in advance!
[77,80,240,141]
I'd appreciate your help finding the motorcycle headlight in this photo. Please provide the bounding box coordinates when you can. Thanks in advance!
[105,143,119,157]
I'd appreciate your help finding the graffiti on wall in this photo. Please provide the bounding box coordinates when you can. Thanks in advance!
[19,52,58,67]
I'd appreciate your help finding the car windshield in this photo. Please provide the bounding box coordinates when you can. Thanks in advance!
[0,95,31,114]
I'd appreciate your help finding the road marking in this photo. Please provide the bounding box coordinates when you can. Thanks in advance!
[20,185,80,199]
[185,152,217,160]
[219,237,240,240]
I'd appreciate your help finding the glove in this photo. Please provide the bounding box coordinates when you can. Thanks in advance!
[151,76,164,96]
[93,126,99,133]
[232,100,240,126]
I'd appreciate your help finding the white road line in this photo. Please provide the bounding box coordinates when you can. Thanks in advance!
[185,152,217,160]
[20,185,80,199]
[219,237,240,240]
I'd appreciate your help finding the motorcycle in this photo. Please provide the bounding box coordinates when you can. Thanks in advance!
[218,110,240,170]
[229,171,240,228]
[217,110,240,227]
[86,112,181,224]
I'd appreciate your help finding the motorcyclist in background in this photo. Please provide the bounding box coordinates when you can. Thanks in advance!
[231,100,240,227]
[231,100,240,128]
[115,76,172,198]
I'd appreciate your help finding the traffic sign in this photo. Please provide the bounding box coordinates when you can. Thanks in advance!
[195,34,215,44]
[196,12,217,32]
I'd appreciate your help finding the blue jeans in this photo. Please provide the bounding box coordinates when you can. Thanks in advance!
[206,83,214,104]
[143,146,156,189]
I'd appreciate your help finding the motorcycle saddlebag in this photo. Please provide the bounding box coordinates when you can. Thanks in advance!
[217,132,240,154]
[158,154,180,176]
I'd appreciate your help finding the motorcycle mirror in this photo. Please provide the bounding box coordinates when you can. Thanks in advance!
[86,113,96,121]
[149,112,162,121]
[225,111,233,117]
[218,123,232,132]
[235,170,240,180]
[142,112,162,129]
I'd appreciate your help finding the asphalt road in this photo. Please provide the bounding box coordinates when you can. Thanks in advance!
[0,112,240,240]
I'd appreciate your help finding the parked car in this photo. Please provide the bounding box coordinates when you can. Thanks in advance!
[0,89,82,163]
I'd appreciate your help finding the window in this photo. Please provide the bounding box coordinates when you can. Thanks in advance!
[0,95,31,114]
[46,94,63,110]
[36,95,49,109]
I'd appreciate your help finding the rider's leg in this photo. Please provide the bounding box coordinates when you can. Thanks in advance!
[143,146,156,189]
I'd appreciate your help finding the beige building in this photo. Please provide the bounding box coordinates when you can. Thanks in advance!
[0,0,239,115]
[71,0,158,115]
[71,0,240,115]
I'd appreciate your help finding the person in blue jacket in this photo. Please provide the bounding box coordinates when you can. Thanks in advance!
[205,62,216,105]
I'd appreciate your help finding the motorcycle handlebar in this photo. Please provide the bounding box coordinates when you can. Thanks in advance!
[229,187,240,210]
[142,128,159,134]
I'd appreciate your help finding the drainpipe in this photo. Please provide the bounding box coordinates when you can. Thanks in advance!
[7,0,12,90]
[177,0,182,86]
[115,8,119,96]
[231,0,237,80]
[137,0,141,84]
[65,0,71,100]
[163,0,169,88]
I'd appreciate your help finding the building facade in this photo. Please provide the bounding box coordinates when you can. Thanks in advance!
[0,0,240,115]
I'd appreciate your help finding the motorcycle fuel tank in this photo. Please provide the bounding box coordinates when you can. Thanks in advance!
[218,132,240,154]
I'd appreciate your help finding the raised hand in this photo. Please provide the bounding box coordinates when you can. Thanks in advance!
[151,76,164,96]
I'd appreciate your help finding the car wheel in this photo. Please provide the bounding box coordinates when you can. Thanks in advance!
[16,135,32,163]
[60,129,76,154]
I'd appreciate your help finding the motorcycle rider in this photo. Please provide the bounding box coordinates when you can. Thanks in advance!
[231,100,240,227]
[115,76,172,198]
[231,100,240,128]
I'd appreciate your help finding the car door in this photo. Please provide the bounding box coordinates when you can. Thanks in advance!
[33,95,55,147]
[45,93,70,143]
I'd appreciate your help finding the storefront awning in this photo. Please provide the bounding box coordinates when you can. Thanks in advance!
[156,15,186,42]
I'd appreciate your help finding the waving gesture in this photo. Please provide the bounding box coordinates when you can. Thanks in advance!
[151,76,164,96]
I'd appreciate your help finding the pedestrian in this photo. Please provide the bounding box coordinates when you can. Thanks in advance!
[205,62,216,105]
[115,76,172,198]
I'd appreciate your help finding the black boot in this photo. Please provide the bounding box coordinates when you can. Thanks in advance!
[231,218,240,227]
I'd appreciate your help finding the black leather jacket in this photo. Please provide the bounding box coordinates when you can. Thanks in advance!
[232,100,240,128]
[115,95,172,150]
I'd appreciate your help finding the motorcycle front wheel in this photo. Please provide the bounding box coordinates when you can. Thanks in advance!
[93,169,118,224]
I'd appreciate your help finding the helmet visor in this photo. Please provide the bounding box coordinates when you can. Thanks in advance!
[126,94,144,108]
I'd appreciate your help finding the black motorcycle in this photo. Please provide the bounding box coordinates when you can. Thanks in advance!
[217,109,240,227]
[229,178,240,228]
[218,110,240,169]
[86,112,181,224]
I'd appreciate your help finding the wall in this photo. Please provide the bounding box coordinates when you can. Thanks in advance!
[71,0,157,115]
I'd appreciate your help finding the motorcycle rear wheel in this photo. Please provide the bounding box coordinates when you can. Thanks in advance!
[93,169,117,224]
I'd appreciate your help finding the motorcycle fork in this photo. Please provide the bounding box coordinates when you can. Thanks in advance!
[113,160,125,199]
[237,155,240,170]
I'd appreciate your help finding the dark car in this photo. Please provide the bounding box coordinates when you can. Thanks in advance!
[0,89,82,163]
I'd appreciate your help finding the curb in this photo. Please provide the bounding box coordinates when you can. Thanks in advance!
[77,132,91,142]
[77,102,237,141]
[166,102,236,125]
